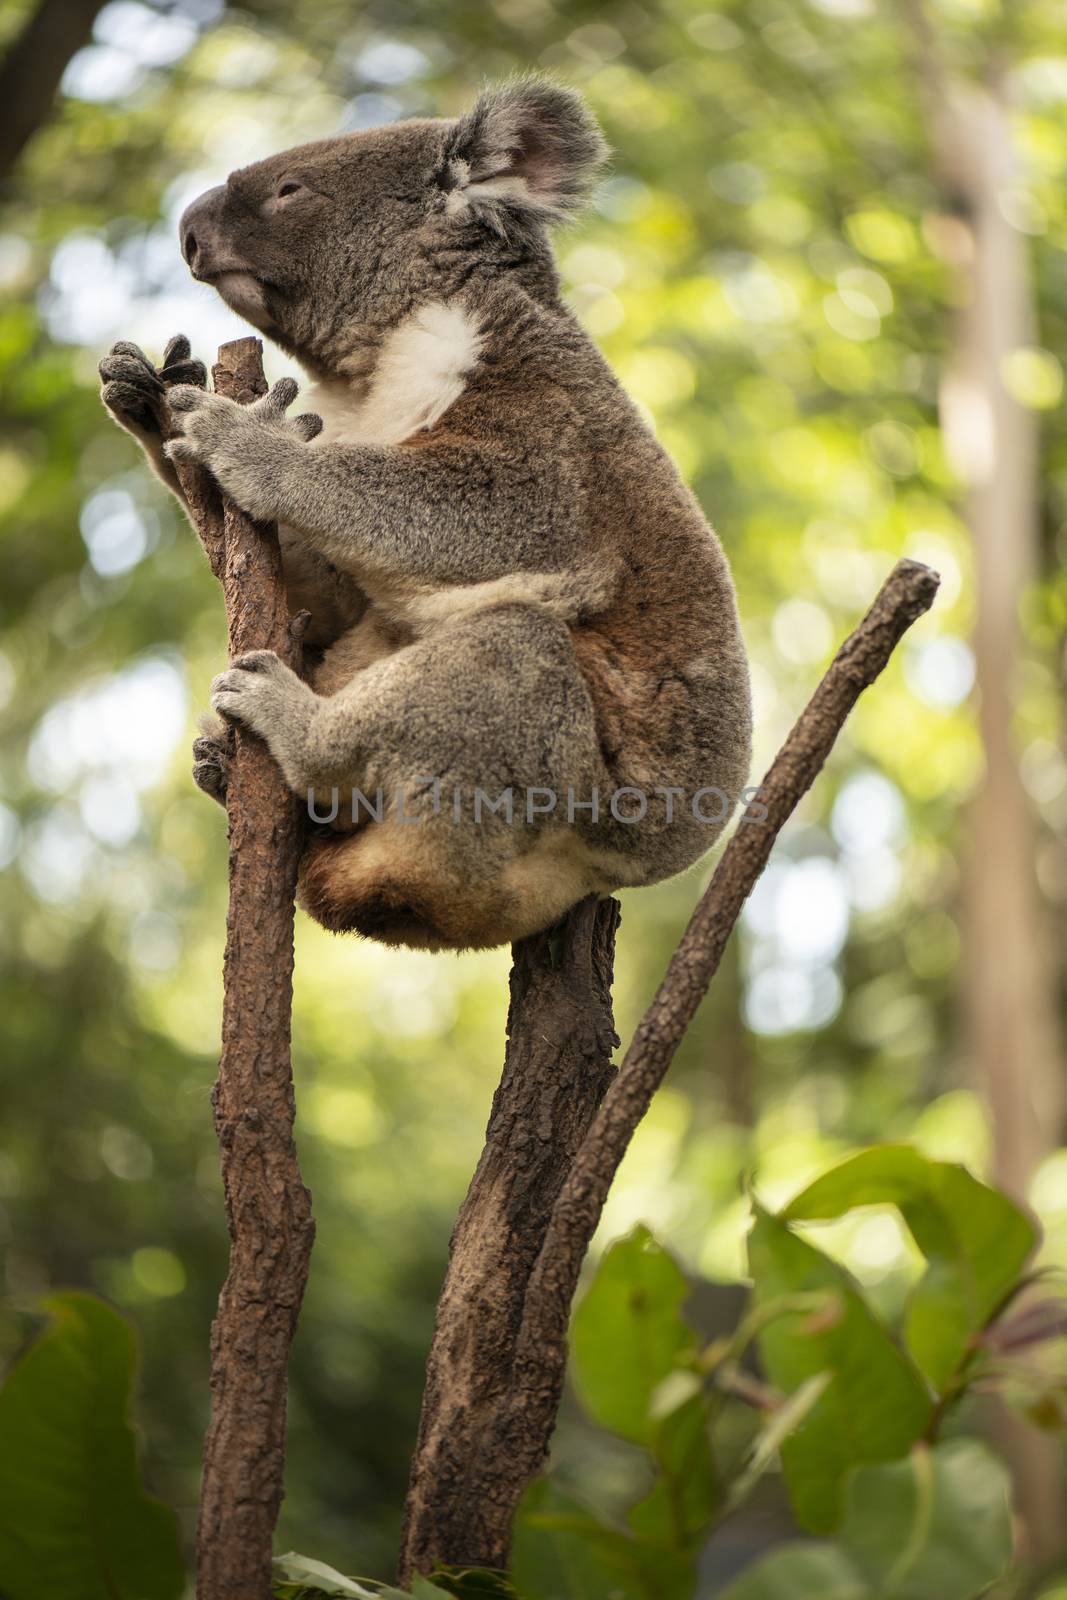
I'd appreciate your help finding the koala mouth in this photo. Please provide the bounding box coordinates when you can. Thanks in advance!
[208,269,269,320]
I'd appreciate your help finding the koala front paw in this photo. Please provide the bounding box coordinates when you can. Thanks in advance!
[165,377,321,462]
[164,377,321,520]
[99,334,206,438]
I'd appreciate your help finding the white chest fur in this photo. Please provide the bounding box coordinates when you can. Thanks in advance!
[305,300,483,448]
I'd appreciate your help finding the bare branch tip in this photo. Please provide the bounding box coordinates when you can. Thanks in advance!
[887,557,941,613]
[217,335,264,362]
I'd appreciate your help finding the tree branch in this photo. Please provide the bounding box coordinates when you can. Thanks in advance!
[167,338,314,1600]
[0,0,107,186]
[400,557,939,1576]
[398,895,621,1577]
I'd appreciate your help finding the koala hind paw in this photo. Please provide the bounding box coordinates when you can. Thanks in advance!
[192,732,231,804]
[210,650,292,731]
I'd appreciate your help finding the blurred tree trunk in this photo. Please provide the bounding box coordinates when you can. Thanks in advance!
[0,0,107,185]
[934,73,1064,1199]
[948,78,1066,1565]
[940,75,1062,1203]
[905,5,1066,1557]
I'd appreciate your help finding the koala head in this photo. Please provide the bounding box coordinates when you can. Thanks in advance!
[179,76,608,376]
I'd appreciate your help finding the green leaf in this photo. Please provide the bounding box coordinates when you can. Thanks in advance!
[0,1292,184,1600]
[716,1544,867,1600]
[626,1394,718,1547]
[511,1481,695,1600]
[428,1568,516,1598]
[272,1552,382,1596]
[782,1146,1036,1389]
[748,1207,933,1533]
[571,1227,698,1446]
[903,1167,1035,1390]
[781,1146,932,1218]
[374,1581,452,1600]
[841,1440,1012,1600]
[571,1228,718,1550]
[716,1439,1013,1600]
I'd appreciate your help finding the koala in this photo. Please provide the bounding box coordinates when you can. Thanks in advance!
[99,77,752,952]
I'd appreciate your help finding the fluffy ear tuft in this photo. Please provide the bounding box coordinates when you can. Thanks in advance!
[439,76,609,233]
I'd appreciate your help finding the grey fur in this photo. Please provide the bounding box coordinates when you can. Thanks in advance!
[100,77,752,951]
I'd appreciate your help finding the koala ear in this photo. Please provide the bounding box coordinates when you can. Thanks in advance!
[440,76,609,232]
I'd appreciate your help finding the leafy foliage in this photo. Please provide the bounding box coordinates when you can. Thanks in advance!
[0,1292,184,1600]
[271,1552,515,1599]
[572,1226,701,1449]
[719,1441,1013,1600]
[512,1481,694,1600]
[0,1149,1056,1599]
[512,1146,1053,1600]
[273,1551,385,1598]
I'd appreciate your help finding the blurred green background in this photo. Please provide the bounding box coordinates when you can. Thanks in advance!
[2,0,1067,1584]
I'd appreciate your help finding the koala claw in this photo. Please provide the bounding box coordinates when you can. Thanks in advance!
[264,376,299,412]
[162,333,194,370]
[100,379,158,435]
[162,436,199,464]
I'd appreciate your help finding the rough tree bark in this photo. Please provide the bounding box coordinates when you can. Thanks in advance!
[165,338,315,1600]
[400,896,621,1575]
[397,559,940,1580]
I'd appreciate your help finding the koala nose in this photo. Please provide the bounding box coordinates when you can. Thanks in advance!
[179,185,227,278]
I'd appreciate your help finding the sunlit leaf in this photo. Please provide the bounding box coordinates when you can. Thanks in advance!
[782,1146,1036,1388]
[272,1552,383,1596]
[716,1439,1012,1600]
[571,1226,698,1446]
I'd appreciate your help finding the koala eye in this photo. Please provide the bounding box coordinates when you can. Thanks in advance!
[276,180,306,201]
